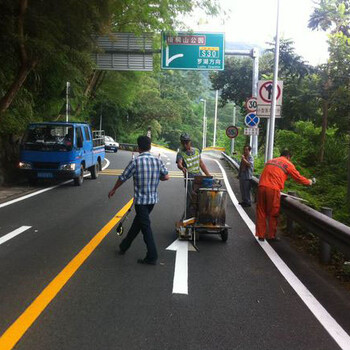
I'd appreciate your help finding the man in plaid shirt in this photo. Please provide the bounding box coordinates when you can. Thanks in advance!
[108,136,169,265]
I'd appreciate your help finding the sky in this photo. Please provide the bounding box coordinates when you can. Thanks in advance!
[183,0,329,66]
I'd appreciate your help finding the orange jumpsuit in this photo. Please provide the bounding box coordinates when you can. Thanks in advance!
[256,156,310,239]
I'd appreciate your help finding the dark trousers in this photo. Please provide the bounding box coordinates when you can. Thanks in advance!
[119,204,157,262]
[239,178,252,205]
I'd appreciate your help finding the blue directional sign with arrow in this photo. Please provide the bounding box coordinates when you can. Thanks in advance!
[244,113,260,127]
[161,32,224,71]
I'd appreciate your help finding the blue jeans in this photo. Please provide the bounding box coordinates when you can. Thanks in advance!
[119,204,157,262]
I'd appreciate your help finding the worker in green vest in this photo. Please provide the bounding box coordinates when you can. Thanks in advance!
[176,133,210,219]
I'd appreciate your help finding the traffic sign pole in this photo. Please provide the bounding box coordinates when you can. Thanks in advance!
[267,0,281,161]
[251,50,259,157]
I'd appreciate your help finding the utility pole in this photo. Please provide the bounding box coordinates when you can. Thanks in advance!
[225,49,260,156]
[200,99,207,149]
[251,48,259,156]
[65,82,70,123]
[213,90,218,147]
[99,105,103,131]
[267,0,281,160]
[231,103,236,154]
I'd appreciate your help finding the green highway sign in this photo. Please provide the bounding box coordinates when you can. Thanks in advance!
[161,32,225,71]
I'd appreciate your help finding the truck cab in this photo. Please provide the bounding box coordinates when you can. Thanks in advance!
[19,122,105,186]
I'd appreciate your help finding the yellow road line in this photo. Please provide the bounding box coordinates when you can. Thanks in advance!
[0,198,134,350]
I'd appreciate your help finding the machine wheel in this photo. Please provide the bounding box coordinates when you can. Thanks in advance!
[74,165,84,186]
[90,163,99,179]
[193,230,200,241]
[221,228,228,242]
[28,177,37,186]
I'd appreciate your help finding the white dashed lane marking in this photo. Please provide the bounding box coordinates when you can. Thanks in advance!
[0,226,32,246]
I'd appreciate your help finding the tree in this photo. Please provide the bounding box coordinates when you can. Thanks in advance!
[309,0,350,202]
[0,0,114,117]
[210,57,253,107]
[0,0,221,118]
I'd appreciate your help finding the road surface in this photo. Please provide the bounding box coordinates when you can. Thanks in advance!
[0,146,349,350]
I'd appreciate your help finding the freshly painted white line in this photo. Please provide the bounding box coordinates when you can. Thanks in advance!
[102,158,110,171]
[0,226,32,246]
[0,158,110,210]
[166,239,196,295]
[214,159,350,350]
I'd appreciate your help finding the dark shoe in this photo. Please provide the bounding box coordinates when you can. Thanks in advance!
[241,203,251,207]
[258,237,265,241]
[137,258,157,265]
[267,237,280,242]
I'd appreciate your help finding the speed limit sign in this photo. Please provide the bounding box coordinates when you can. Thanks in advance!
[245,97,257,112]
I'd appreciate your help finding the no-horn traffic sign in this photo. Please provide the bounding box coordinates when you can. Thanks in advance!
[226,125,239,139]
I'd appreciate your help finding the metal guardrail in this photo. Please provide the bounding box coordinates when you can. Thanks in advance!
[118,143,137,151]
[222,152,350,259]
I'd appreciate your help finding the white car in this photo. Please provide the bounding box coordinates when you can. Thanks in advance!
[104,136,119,152]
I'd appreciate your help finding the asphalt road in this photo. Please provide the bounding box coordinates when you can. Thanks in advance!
[0,147,349,350]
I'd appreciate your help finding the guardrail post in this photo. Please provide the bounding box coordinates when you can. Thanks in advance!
[286,191,296,234]
[320,207,332,264]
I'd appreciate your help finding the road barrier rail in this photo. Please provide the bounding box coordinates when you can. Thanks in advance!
[118,143,137,151]
[222,152,350,259]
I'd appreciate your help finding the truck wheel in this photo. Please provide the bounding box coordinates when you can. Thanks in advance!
[221,228,228,242]
[90,163,99,179]
[74,165,84,186]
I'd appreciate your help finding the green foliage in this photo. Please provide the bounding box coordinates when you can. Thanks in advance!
[210,57,252,106]
[252,120,350,224]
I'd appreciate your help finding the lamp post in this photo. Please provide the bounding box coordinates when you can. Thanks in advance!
[65,81,70,123]
[231,103,236,154]
[213,90,219,147]
[266,0,281,160]
[200,99,207,149]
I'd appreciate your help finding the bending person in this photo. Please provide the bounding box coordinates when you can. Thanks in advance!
[256,150,314,242]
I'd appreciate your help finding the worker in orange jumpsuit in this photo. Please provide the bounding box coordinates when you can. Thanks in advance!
[256,150,314,242]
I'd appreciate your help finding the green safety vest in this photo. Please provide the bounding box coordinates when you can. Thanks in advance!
[180,148,201,174]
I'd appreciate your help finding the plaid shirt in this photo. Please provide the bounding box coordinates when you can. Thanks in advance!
[119,152,168,205]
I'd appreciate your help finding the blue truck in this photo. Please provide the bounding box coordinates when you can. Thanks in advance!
[19,122,105,186]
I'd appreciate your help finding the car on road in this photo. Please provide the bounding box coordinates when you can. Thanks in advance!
[104,136,119,152]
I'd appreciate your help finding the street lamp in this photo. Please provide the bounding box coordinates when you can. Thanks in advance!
[266,0,281,161]
[200,99,207,149]
[231,103,236,154]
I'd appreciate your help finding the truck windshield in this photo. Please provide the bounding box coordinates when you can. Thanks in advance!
[22,124,74,152]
